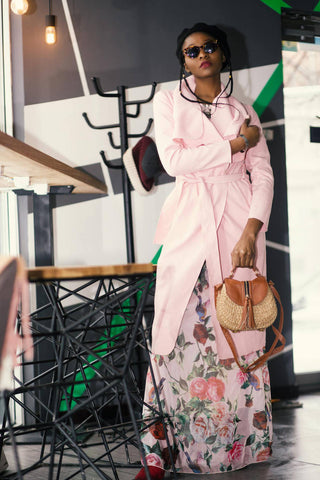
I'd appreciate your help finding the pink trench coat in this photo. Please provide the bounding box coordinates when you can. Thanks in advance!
[152,76,274,359]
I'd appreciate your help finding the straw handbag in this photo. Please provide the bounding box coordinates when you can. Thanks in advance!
[214,269,285,372]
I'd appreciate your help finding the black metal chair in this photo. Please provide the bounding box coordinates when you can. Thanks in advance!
[1,264,176,480]
[0,257,33,479]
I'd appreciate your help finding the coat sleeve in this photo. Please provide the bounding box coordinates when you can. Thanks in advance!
[245,105,274,231]
[153,90,232,177]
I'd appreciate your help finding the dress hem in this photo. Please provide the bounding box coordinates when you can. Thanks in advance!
[167,455,272,475]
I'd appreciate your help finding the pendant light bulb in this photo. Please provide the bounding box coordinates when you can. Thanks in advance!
[45,15,56,45]
[10,0,29,15]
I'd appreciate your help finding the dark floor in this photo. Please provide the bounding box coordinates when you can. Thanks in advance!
[3,392,320,480]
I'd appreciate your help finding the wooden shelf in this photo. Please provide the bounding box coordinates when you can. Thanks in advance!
[28,263,157,281]
[0,131,108,194]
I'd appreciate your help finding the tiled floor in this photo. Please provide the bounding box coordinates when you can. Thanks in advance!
[3,392,320,479]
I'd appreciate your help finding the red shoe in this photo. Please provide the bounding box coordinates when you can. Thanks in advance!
[134,466,165,480]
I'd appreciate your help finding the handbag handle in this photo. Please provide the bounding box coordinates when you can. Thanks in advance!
[229,266,262,279]
[221,281,286,373]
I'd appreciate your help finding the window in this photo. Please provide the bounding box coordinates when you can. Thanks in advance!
[282,9,320,376]
[0,1,19,256]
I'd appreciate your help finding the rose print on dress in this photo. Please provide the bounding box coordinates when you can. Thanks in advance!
[149,421,166,440]
[218,422,235,444]
[219,357,234,369]
[189,377,208,400]
[207,377,225,402]
[190,414,216,442]
[140,265,272,474]
[253,411,268,430]
[193,323,209,345]
[161,446,179,468]
[213,402,228,422]
[227,442,244,462]
[256,447,272,461]
[236,370,247,385]
[145,453,162,468]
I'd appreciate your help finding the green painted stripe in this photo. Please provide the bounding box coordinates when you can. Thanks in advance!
[60,297,137,411]
[252,60,283,118]
[314,1,320,12]
[151,246,162,264]
[259,0,291,14]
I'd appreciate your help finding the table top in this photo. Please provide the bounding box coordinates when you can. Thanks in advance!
[0,131,108,194]
[27,263,157,281]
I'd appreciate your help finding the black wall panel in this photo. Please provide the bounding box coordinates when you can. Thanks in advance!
[21,0,318,105]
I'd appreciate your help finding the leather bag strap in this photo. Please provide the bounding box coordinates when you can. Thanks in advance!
[221,282,286,373]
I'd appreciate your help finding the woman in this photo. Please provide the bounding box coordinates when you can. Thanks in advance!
[135,23,274,479]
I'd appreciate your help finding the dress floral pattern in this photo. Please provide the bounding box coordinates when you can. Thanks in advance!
[141,264,272,474]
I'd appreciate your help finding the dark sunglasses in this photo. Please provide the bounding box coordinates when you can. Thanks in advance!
[183,40,219,59]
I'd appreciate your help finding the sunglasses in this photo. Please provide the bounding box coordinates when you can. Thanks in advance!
[183,41,219,59]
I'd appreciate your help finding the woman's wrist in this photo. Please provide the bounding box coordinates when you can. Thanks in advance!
[243,218,263,238]
[239,134,249,151]
[230,136,247,154]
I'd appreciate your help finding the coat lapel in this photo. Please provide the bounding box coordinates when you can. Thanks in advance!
[222,96,249,137]
[172,76,249,145]
[172,78,207,142]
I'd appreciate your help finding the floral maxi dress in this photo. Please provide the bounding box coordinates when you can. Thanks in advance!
[141,264,272,474]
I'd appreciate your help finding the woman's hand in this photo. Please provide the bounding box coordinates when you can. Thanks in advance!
[240,118,260,148]
[231,218,263,269]
[231,233,256,268]
[229,118,261,154]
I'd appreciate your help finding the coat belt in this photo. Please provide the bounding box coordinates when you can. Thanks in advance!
[177,172,245,291]
[177,172,244,185]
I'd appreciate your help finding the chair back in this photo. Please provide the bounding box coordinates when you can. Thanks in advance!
[0,257,33,388]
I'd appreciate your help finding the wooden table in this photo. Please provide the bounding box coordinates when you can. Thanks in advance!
[27,263,156,282]
[0,131,107,194]
[0,130,109,283]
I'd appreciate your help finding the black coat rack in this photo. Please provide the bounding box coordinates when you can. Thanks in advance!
[83,78,157,263]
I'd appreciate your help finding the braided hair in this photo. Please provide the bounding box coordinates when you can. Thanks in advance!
[176,23,233,105]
